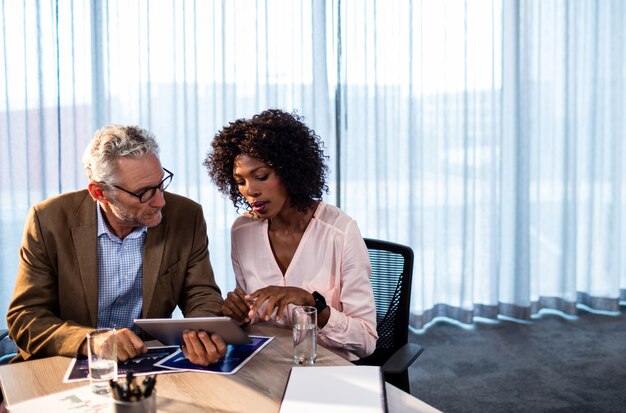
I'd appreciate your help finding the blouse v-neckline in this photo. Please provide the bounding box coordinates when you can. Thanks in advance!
[264,203,322,278]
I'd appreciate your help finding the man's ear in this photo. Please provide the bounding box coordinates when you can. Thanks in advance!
[87,182,108,202]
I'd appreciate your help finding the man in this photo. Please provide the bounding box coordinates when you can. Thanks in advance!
[6,125,226,366]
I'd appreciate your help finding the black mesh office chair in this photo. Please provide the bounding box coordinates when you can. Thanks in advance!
[358,238,424,393]
[0,328,18,365]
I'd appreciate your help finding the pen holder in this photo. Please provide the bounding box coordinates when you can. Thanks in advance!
[111,391,156,413]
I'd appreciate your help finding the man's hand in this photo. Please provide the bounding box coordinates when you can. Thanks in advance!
[181,330,227,366]
[78,328,147,361]
[115,328,148,361]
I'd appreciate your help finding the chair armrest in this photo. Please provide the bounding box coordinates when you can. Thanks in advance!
[381,343,424,375]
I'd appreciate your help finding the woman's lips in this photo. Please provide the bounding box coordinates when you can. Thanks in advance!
[251,201,269,214]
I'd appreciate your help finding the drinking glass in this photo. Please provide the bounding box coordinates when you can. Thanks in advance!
[87,328,118,394]
[292,306,317,365]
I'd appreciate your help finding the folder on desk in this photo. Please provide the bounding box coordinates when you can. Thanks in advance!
[280,365,387,413]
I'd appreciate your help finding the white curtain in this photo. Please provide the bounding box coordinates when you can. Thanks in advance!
[334,0,626,328]
[0,0,335,327]
[1,1,624,331]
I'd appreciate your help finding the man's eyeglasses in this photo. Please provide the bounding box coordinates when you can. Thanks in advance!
[109,168,174,203]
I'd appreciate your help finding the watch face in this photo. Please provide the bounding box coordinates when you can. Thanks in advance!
[313,291,327,313]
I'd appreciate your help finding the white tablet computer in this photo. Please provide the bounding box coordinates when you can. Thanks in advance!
[134,317,252,345]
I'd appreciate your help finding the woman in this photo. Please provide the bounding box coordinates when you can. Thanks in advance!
[204,109,377,361]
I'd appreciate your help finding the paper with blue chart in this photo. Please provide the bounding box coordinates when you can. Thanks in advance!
[155,336,273,374]
[64,346,180,382]
[64,336,272,382]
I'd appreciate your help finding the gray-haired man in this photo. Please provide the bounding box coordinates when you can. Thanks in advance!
[7,125,226,366]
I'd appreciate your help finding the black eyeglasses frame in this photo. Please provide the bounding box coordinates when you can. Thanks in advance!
[108,168,174,203]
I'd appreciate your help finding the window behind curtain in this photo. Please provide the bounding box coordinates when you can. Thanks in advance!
[1,1,624,331]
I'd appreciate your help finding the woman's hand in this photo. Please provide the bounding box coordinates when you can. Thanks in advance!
[222,287,253,323]
[246,286,314,321]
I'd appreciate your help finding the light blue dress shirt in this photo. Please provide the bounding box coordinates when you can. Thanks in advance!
[96,205,146,334]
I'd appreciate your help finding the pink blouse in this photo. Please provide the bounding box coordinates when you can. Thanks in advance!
[231,202,378,360]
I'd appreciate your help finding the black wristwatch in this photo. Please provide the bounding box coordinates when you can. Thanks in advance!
[312,291,328,314]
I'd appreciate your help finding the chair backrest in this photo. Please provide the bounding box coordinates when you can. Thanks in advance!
[361,238,414,366]
[0,328,18,365]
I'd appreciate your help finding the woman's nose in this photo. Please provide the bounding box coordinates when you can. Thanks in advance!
[246,183,260,197]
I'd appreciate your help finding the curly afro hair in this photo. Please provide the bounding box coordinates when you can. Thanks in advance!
[204,109,329,213]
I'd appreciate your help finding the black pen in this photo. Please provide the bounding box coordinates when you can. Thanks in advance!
[143,375,157,398]
[109,379,122,401]
[132,383,142,401]
[141,375,152,397]
[121,380,129,401]
[126,371,135,401]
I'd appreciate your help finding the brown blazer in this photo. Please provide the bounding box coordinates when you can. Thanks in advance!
[6,190,224,361]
